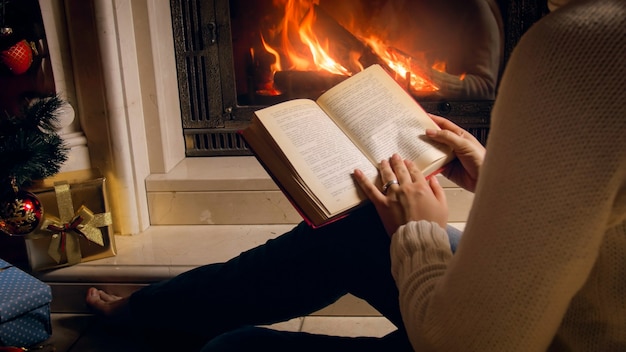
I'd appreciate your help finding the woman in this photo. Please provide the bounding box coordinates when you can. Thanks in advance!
[353,0,626,349]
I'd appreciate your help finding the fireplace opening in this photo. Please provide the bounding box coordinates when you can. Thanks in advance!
[232,0,503,106]
[170,0,547,156]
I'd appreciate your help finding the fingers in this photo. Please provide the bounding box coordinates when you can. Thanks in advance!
[428,175,447,205]
[353,168,386,203]
[356,155,447,231]
[380,158,400,185]
[380,154,431,192]
[388,154,413,186]
[356,154,431,200]
[403,159,428,186]
[404,159,444,205]
[426,115,479,147]
[426,128,468,149]
[429,114,464,135]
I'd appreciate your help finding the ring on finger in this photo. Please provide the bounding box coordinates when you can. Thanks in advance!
[382,180,399,195]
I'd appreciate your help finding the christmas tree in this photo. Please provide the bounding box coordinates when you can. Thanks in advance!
[0,94,69,197]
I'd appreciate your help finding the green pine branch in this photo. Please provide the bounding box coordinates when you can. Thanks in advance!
[0,94,69,193]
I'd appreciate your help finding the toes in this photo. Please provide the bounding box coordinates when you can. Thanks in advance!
[85,287,132,323]
[85,287,124,315]
[86,287,122,303]
[98,289,123,303]
[86,287,101,304]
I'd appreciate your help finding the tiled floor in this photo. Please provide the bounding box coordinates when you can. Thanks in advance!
[33,222,464,351]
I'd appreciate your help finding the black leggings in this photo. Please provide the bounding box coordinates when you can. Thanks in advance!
[128,205,460,351]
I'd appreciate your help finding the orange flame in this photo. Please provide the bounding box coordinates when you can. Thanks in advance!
[363,37,439,92]
[298,8,351,75]
[260,0,462,94]
[263,0,350,75]
[260,37,282,73]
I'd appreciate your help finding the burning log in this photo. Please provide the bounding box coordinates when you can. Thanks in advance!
[310,5,440,97]
[358,45,395,76]
[309,4,382,75]
[274,70,347,97]
[360,45,440,99]
[308,5,411,89]
[257,3,436,100]
[269,4,396,96]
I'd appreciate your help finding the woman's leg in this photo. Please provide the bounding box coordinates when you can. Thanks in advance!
[88,204,461,350]
[200,326,414,352]
[127,205,399,339]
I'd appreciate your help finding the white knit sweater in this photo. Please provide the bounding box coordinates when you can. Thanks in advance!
[390,0,626,350]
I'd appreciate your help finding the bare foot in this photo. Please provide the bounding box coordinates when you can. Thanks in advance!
[86,287,132,323]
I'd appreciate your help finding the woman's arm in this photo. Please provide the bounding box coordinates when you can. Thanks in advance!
[389,3,626,350]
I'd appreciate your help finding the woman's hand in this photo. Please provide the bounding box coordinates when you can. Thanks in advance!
[354,154,448,237]
[427,115,485,192]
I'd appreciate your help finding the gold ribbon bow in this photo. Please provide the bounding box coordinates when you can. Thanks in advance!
[38,182,112,264]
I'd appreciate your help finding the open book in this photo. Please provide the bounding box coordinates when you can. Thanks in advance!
[242,64,454,227]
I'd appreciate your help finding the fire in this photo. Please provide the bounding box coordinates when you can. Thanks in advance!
[259,0,458,95]
[298,9,351,76]
[251,46,282,96]
[259,38,282,73]
[262,0,350,76]
[364,38,440,93]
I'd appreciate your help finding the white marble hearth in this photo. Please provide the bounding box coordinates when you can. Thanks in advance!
[144,156,474,226]
[145,157,302,225]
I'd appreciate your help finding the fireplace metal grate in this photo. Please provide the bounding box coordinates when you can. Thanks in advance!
[184,128,252,156]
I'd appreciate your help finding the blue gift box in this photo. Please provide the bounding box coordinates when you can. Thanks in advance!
[0,258,52,347]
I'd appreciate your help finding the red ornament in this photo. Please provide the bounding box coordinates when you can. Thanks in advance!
[1,39,33,75]
[0,190,43,236]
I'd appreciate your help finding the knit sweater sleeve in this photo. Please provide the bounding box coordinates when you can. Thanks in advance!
[390,1,626,351]
[390,221,454,349]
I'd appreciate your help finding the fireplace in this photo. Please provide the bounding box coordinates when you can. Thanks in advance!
[171,0,546,156]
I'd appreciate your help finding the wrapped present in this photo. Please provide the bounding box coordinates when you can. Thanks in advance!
[24,170,116,271]
[0,258,52,347]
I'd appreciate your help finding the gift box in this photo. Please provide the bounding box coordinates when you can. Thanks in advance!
[0,258,52,347]
[24,170,116,271]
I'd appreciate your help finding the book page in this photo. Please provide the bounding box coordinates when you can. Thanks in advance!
[254,99,379,214]
[317,65,451,175]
